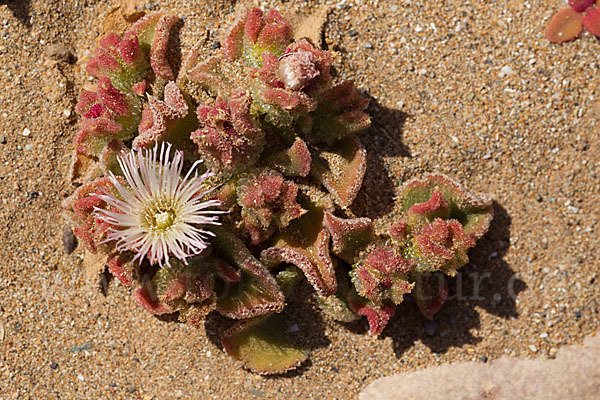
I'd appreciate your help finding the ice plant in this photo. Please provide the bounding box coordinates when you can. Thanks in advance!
[546,0,600,43]
[63,7,495,375]
[94,142,222,266]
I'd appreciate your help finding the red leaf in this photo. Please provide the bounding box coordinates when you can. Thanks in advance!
[583,7,600,36]
[546,8,584,43]
[569,0,594,12]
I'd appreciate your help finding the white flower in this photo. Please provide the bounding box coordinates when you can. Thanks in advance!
[94,142,223,266]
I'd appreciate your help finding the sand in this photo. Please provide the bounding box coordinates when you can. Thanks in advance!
[0,0,598,399]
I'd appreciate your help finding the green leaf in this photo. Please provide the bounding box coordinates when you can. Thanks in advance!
[222,313,308,375]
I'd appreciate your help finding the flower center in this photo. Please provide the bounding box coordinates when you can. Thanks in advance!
[155,210,175,230]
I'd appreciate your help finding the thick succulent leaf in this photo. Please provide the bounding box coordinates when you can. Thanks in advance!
[72,13,178,181]
[133,81,197,149]
[99,139,127,175]
[346,292,396,335]
[236,168,306,244]
[223,8,292,66]
[134,284,174,315]
[546,8,584,43]
[583,7,600,36]
[131,12,179,80]
[310,81,370,145]
[263,137,312,177]
[323,212,375,263]
[407,218,475,276]
[61,176,123,253]
[178,295,217,325]
[106,251,137,287]
[186,55,233,97]
[261,195,337,296]
[399,174,493,240]
[310,134,367,208]
[131,257,219,320]
[317,267,360,322]
[222,313,308,375]
[74,77,142,158]
[210,226,284,318]
[191,90,265,178]
[275,266,304,296]
[351,240,415,305]
[411,272,448,320]
[251,39,333,118]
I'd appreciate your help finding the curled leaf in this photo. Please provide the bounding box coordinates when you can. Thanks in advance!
[323,212,375,263]
[133,81,196,149]
[261,194,337,296]
[399,173,493,240]
[210,226,285,319]
[310,134,367,208]
[347,293,396,335]
[263,137,312,177]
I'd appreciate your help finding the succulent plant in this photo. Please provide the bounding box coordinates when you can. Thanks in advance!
[546,0,600,43]
[63,7,494,374]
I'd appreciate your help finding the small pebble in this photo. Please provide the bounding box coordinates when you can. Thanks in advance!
[70,343,92,352]
[540,333,549,339]
[529,345,538,353]
[210,41,221,50]
[77,374,85,381]
[22,128,30,137]
[480,355,488,363]
[499,65,515,77]
[63,109,71,118]
[108,382,117,388]
[63,225,77,254]
[16,145,22,151]
[46,43,74,63]
[535,193,543,202]
[127,384,137,394]
[424,320,438,336]
[145,3,154,10]
[0,134,6,144]
[25,144,32,151]
[331,366,339,373]
[50,361,59,370]
[364,41,373,49]
[348,29,358,37]
[574,310,582,319]
[248,388,264,398]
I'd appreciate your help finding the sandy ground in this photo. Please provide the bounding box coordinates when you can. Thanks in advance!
[0,0,598,399]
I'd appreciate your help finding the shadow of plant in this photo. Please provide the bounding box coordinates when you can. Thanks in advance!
[1,0,31,27]
[351,98,410,220]
[380,202,527,358]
